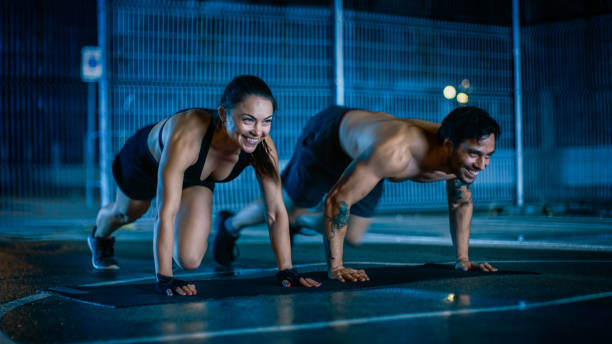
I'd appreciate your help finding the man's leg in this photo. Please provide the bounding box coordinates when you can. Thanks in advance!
[291,212,371,246]
[212,196,267,267]
[226,188,305,233]
[213,189,311,266]
[344,215,372,246]
[225,198,266,235]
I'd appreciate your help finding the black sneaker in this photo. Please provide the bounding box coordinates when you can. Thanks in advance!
[87,226,120,270]
[289,223,320,246]
[289,223,301,247]
[213,211,239,266]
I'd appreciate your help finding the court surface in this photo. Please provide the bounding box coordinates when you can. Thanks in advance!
[1,214,612,343]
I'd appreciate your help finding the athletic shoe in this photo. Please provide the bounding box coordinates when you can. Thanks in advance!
[87,226,120,270]
[289,223,301,246]
[289,223,320,246]
[213,211,240,266]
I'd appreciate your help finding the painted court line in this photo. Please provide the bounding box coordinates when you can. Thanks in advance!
[0,294,49,319]
[77,290,612,344]
[485,259,612,264]
[0,293,50,344]
[437,259,612,265]
[360,233,612,251]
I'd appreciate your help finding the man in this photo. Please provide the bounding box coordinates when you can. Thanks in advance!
[213,105,500,282]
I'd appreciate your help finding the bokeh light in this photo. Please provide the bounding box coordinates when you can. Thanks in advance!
[457,92,468,104]
[443,85,456,99]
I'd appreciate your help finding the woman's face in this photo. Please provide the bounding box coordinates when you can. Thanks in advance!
[222,95,274,153]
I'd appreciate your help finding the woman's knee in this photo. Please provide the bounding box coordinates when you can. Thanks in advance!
[105,208,137,225]
[177,250,205,270]
[127,202,151,222]
[176,239,207,270]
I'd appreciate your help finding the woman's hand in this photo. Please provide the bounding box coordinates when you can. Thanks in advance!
[156,273,198,296]
[276,268,321,288]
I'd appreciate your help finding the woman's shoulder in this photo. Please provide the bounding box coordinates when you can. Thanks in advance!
[177,108,216,120]
[162,109,215,149]
[174,108,217,130]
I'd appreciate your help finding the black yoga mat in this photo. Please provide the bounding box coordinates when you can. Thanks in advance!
[43,264,536,308]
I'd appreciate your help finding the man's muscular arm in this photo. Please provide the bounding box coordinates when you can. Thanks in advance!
[446,179,497,272]
[323,162,375,283]
[324,141,409,282]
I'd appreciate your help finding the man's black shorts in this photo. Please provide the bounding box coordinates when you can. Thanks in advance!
[281,105,383,218]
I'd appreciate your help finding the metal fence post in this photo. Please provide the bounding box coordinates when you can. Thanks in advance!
[513,0,524,207]
[98,0,111,206]
[334,0,345,106]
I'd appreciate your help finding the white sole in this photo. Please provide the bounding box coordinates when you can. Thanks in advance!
[87,237,120,270]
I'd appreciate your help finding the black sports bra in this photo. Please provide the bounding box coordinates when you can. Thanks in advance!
[158,108,251,185]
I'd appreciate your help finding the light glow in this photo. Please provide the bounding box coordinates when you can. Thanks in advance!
[457,92,468,104]
[443,86,456,100]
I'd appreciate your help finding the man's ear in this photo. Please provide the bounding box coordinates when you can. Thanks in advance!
[218,106,226,122]
[443,138,454,151]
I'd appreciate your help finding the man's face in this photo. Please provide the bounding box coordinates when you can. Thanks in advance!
[450,134,496,183]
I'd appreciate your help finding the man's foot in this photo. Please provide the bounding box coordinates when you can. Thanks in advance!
[213,211,240,266]
[87,226,120,270]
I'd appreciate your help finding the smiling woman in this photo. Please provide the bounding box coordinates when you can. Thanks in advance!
[87,75,320,296]
[218,76,279,179]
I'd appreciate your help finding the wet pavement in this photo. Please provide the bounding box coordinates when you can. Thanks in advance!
[1,214,612,343]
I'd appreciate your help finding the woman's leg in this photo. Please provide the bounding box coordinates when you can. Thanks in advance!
[95,188,151,238]
[89,188,151,269]
[173,186,213,270]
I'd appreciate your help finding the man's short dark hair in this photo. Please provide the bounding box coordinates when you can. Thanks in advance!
[438,106,500,146]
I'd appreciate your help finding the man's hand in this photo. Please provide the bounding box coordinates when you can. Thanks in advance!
[329,266,370,283]
[455,259,498,272]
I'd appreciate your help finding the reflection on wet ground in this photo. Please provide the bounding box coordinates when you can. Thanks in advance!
[1,215,612,343]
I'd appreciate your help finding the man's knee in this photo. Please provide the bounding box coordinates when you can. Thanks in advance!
[345,215,372,246]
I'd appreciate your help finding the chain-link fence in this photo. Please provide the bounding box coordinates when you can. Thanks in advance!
[2,0,611,222]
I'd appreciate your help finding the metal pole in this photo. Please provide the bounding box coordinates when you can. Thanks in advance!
[513,0,524,207]
[97,0,111,206]
[85,82,96,208]
[334,0,344,106]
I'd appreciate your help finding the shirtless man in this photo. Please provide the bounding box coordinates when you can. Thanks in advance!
[213,105,500,282]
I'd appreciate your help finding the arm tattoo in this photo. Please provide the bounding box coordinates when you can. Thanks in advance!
[334,201,350,229]
[449,179,473,203]
[324,201,348,265]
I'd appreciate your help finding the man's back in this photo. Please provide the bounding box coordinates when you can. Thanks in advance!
[339,110,451,182]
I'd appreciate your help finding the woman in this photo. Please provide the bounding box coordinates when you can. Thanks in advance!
[88,75,320,295]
